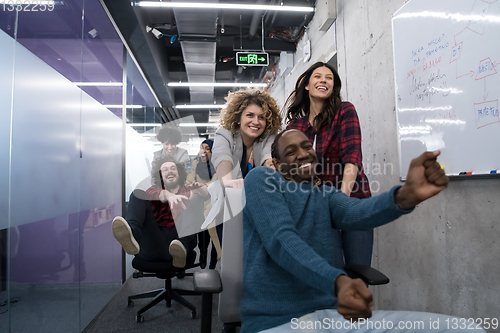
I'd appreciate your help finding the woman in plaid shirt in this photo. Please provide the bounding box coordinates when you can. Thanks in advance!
[285,62,373,267]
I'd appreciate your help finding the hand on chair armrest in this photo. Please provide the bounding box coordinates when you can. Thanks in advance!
[343,264,390,285]
[193,270,223,293]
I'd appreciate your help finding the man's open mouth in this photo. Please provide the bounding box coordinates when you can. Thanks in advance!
[298,163,312,170]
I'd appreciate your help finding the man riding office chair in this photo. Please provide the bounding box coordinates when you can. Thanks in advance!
[113,155,209,322]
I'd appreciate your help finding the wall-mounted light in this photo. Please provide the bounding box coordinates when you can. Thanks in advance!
[132,2,315,12]
[145,25,162,39]
[175,105,224,109]
[168,82,267,87]
[146,25,177,43]
[88,29,98,38]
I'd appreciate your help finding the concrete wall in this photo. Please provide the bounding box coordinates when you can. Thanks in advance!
[271,0,500,326]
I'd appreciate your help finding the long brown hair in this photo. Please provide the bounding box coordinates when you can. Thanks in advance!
[284,62,342,132]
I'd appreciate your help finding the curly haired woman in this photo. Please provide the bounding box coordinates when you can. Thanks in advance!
[212,88,283,188]
[205,89,283,269]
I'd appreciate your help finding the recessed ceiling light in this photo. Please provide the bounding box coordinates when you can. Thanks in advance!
[104,105,143,108]
[131,2,315,12]
[77,82,123,87]
[168,82,267,88]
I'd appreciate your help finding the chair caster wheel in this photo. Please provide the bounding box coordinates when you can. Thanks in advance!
[127,300,134,307]
[191,311,197,319]
[136,314,144,323]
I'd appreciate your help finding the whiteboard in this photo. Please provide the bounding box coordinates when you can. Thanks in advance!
[392,0,500,178]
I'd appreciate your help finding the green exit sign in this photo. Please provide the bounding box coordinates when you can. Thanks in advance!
[236,52,269,66]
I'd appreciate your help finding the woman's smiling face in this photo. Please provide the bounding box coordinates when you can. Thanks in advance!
[238,104,266,143]
[305,66,334,101]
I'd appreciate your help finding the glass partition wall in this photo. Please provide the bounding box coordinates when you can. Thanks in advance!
[0,1,160,331]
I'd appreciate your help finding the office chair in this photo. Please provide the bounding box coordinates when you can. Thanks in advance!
[128,251,202,323]
[193,188,390,333]
[123,190,208,323]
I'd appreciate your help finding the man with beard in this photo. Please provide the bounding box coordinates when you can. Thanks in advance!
[240,129,482,333]
[113,155,208,269]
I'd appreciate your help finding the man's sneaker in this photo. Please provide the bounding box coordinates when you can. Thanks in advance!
[169,240,187,268]
[112,217,140,255]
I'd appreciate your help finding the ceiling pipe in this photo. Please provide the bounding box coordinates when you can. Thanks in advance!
[248,0,267,40]
[265,0,278,26]
[290,14,312,42]
[173,1,219,105]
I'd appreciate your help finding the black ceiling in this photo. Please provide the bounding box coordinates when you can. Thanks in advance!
[0,0,314,136]
[102,0,315,125]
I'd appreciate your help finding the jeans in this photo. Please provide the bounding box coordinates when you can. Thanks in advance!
[126,190,197,265]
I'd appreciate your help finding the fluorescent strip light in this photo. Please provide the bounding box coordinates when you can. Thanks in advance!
[179,123,219,127]
[76,82,123,87]
[168,82,267,88]
[104,105,143,108]
[128,123,162,127]
[131,2,314,12]
[175,104,224,109]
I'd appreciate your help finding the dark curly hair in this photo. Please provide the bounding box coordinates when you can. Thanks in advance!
[284,62,342,132]
[151,155,187,188]
[219,88,282,136]
[156,124,183,145]
[271,129,294,161]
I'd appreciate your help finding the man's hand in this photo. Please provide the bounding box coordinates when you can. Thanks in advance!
[335,275,374,321]
[395,150,449,210]
[186,182,203,191]
[166,194,189,210]
[189,182,210,199]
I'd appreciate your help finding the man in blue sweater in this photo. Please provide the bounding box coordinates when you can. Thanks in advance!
[241,129,483,332]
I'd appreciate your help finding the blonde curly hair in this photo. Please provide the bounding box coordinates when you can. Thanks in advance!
[219,88,282,136]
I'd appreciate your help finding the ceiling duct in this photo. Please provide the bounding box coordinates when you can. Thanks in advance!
[248,0,267,40]
[173,0,218,105]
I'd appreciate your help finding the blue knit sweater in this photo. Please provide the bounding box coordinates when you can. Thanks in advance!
[241,167,411,333]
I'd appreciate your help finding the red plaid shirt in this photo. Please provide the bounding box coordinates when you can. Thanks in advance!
[146,185,192,228]
[286,102,371,199]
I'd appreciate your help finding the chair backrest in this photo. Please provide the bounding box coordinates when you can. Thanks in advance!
[217,188,244,324]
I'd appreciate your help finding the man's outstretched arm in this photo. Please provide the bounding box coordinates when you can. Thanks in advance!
[329,151,449,231]
[333,151,449,321]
